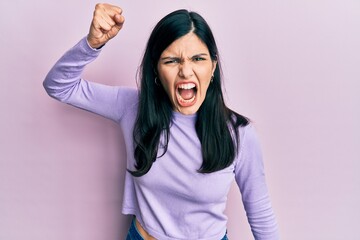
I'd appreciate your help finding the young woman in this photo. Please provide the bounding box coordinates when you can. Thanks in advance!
[44,3,279,240]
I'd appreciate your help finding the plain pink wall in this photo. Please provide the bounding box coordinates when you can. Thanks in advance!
[1,0,359,239]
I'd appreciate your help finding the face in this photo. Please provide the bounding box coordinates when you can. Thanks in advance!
[157,32,217,115]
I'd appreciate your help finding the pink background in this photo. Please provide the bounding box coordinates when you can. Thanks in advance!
[1,0,359,239]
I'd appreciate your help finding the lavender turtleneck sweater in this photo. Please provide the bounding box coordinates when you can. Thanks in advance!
[43,37,279,240]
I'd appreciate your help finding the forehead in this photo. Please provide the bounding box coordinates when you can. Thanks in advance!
[161,32,209,56]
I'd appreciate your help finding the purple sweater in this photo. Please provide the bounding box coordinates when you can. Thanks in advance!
[43,37,279,240]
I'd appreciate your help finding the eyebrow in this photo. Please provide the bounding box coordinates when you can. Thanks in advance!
[160,53,209,61]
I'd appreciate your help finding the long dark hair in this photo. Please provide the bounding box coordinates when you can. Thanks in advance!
[130,9,249,177]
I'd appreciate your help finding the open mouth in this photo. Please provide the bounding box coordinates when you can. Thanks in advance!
[176,82,197,106]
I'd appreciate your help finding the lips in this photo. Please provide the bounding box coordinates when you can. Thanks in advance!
[176,82,197,107]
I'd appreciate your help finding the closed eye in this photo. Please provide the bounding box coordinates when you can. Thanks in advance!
[163,58,180,64]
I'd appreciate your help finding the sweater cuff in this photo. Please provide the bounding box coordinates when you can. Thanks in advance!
[79,36,103,55]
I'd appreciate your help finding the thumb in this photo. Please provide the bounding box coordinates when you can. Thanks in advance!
[113,14,125,31]
[107,14,125,40]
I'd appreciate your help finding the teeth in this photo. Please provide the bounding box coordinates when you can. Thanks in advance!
[178,83,196,89]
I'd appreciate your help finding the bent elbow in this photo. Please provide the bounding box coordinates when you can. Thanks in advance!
[42,75,70,103]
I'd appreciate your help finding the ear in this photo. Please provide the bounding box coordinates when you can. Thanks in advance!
[211,60,217,75]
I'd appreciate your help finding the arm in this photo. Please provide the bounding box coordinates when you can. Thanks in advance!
[43,4,133,122]
[234,125,280,239]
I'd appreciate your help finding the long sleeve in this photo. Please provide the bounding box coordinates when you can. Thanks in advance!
[43,37,137,123]
[234,125,279,239]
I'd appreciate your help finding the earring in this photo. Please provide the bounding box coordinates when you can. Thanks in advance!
[155,77,160,86]
[210,75,214,83]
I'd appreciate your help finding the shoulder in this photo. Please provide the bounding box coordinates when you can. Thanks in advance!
[237,122,262,161]
[232,123,266,186]
[227,110,263,165]
[228,110,251,142]
[238,123,261,151]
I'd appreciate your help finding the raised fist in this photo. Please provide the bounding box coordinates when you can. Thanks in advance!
[87,3,125,48]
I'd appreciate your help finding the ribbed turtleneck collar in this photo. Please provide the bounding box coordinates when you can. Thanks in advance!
[172,111,197,124]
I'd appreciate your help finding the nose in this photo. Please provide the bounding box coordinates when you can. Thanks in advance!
[178,61,193,79]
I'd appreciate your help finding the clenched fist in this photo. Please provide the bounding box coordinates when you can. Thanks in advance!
[87,3,125,49]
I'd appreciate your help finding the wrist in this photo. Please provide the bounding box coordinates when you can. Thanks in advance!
[86,37,105,50]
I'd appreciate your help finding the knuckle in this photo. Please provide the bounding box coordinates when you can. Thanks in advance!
[95,3,104,9]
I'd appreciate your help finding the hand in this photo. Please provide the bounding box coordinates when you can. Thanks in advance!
[87,3,125,49]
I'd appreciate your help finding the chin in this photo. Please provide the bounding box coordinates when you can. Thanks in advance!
[176,105,200,115]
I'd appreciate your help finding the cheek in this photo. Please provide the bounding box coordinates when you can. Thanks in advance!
[197,64,213,79]
[158,73,175,98]
[158,67,177,88]
[199,82,211,97]
[197,71,212,92]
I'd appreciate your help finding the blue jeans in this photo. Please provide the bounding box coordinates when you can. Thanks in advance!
[126,218,144,240]
[126,218,229,240]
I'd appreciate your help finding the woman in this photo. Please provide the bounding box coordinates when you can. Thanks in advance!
[44,3,279,240]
